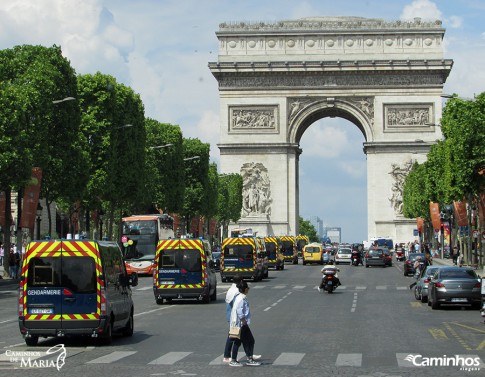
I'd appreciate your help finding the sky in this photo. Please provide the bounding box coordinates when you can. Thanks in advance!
[1,0,484,243]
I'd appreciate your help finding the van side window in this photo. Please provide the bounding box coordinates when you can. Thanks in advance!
[100,246,122,285]
[27,257,61,287]
[161,249,175,267]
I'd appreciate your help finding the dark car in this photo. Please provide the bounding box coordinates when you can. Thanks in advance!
[427,267,482,309]
[413,266,442,303]
[212,251,221,271]
[382,247,392,267]
[365,248,387,267]
[403,253,425,276]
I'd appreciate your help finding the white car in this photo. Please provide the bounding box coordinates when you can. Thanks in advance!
[335,247,352,264]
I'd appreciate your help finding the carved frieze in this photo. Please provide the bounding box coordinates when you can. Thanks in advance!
[384,103,433,132]
[218,73,445,89]
[241,162,272,217]
[229,106,278,133]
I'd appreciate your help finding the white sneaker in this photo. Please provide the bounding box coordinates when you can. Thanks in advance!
[318,287,322,293]
[252,355,261,360]
[222,357,231,363]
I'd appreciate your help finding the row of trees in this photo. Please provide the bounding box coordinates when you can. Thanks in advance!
[0,45,243,274]
[402,93,485,265]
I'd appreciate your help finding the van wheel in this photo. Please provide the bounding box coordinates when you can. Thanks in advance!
[122,311,134,337]
[221,277,227,282]
[99,320,113,345]
[25,336,38,346]
[210,286,217,301]
[156,298,164,305]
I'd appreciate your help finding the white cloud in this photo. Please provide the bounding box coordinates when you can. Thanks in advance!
[400,0,442,21]
[339,160,366,179]
[195,110,220,163]
[447,15,462,28]
[301,123,349,159]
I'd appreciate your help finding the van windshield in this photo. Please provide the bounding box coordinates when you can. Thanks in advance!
[160,249,202,272]
[223,244,253,260]
[27,256,96,293]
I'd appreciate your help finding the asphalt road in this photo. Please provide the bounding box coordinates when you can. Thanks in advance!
[0,258,484,377]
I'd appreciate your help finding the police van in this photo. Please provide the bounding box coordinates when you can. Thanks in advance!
[18,239,137,346]
[220,236,264,282]
[153,238,217,304]
[264,236,284,270]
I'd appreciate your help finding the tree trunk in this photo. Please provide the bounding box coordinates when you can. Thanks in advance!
[2,188,12,277]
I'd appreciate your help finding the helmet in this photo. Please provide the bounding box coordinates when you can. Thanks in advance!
[416,256,422,261]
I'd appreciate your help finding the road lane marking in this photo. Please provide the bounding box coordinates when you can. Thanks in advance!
[351,293,358,313]
[397,286,408,290]
[293,285,305,289]
[396,353,417,367]
[410,302,422,308]
[477,339,485,350]
[134,306,174,317]
[356,286,366,290]
[429,328,449,340]
[273,352,305,366]
[136,286,152,291]
[273,285,287,289]
[252,285,265,289]
[376,286,387,290]
[149,352,192,365]
[0,319,16,324]
[87,351,137,364]
[335,353,362,367]
[450,322,485,334]
[444,322,473,350]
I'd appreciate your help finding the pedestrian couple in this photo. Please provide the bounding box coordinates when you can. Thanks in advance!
[223,275,261,367]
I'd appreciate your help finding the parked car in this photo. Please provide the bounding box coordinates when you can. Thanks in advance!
[427,267,482,310]
[403,253,425,276]
[365,248,387,267]
[413,266,442,303]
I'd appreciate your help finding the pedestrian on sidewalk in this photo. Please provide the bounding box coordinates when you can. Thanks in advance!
[8,247,18,279]
[452,246,459,265]
[222,274,242,363]
[228,280,261,367]
[0,242,4,266]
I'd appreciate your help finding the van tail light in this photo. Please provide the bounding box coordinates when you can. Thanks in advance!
[435,282,445,288]
[18,289,24,317]
[473,282,481,290]
[63,288,73,296]
[424,278,431,283]
[100,288,107,316]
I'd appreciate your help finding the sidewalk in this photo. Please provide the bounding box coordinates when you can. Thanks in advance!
[432,256,485,276]
[0,265,20,289]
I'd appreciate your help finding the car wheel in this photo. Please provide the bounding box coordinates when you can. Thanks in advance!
[414,287,420,300]
[427,297,432,306]
[365,264,369,268]
[210,286,217,301]
[420,294,427,303]
[302,261,306,265]
[403,270,407,276]
[25,336,38,347]
[122,310,134,337]
[431,299,440,310]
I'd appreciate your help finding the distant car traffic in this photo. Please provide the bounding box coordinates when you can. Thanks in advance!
[427,267,482,309]
[364,248,387,267]
[403,253,425,276]
[335,247,352,264]
[413,266,441,303]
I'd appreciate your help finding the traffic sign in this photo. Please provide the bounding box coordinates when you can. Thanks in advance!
[413,229,419,236]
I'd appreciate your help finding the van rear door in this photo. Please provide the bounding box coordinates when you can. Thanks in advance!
[222,238,255,270]
[156,240,203,287]
[60,241,100,329]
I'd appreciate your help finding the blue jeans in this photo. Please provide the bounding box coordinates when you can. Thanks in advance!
[10,265,18,279]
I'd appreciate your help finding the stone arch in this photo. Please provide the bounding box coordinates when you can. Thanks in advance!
[209,16,452,242]
[288,97,374,144]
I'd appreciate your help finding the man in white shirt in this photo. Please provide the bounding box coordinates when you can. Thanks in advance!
[222,275,242,362]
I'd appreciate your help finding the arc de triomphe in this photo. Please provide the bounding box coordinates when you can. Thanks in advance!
[209,17,453,241]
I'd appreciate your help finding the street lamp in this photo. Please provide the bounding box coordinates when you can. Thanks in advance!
[149,144,173,150]
[52,97,76,104]
[36,203,43,240]
[183,156,201,161]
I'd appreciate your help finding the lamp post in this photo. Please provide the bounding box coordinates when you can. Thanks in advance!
[36,203,43,240]
[183,156,200,162]
[52,97,76,104]
[149,144,173,150]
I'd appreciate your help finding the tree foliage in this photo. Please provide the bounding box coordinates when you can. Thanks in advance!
[144,119,184,213]
[298,216,319,242]
[217,173,243,238]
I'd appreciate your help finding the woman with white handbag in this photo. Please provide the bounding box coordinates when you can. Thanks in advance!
[228,280,261,367]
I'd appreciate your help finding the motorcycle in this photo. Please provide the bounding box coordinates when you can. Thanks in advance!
[351,251,363,266]
[320,267,340,294]
[395,248,405,261]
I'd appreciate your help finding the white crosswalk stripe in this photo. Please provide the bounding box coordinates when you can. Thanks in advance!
[335,353,362,366]
[148,352,192,365]
[272,352,305,366]
[87,351,137,364]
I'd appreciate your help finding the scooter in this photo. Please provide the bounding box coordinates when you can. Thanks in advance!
[395,248,405,261]
[320,268,340,294]
[351,252,363,266]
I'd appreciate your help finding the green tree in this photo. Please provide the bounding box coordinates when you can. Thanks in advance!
[204,163,219,240]
[181,138,210,235]
[298,216,319,242]
[0,44,80,274]
[77,73,146,239]
[217,173,243,239]
[144,119,184,213]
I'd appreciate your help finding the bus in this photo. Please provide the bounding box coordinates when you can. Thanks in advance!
[121,214,174,276]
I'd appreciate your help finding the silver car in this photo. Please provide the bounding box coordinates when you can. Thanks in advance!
[334,247,352,264]
[413,266,441,303]
[427,267,482,310]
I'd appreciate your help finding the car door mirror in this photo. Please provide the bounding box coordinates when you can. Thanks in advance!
[129,272,138,287]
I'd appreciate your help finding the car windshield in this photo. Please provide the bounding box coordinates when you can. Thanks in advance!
[338,249,351,254]
[440,269,477,279]
[305,247,321,253]
[368,249,383,256]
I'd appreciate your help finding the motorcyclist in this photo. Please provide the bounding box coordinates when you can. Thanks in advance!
[318,260,341,292]
[351,248,363,265]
